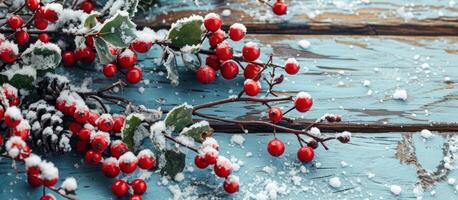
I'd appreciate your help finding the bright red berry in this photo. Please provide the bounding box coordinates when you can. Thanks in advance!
[272,1,287,15]
[205,55,220,71]
[229,23,246,41]
[96,114,114,131]
[78,128,91,141]
[242,42,260,62]
[208,30,225,48]
[117,49,137,69]
[268,107,283,123]
[35,6,46,18]
[15,30,30,46]
[214,157,232,178]
[203,148,218,165]
[27,167,42,187]
[131,39,153,53]
[111,180,129,197]
[119,152,138,174]
[243,79,261,96]
[110,141,128,158]
[102,159,120,178]
[80,1,95,13]
[73,108,89,123]
[88,112,100,126]
[12,127,30,141]
[294,92,313,112]
[75,47,95,64]
[194,155,209,169]
[42,178,57,187]
[131,179,147,195]
[68,122,82,135]
[204,13,222,32]
[26,0,40,10]
[244,63,261,80]
[215,43,233,61]
[85,150,102,165]
[103,63,118,78]
[297,146,314,162]
[40,194,55,200]
[62,51,75,66]
[0,47,17,63]
[5,107,22,128]
[44,8,59,22]
[223,176,239,193]
[129,195,143,200]
[64,103,76,116]
[267,138,285,157]
[220,60,239,80]
[85,36,94,49]
[137,150,155,170]
[91,135,109,153]
[284,58,300,75]
[196,65,216,84]
[112,116,125,132]
[34,18,48,30]
[38,33,49,43]
[7,15,24,30]
[126,67,142,84]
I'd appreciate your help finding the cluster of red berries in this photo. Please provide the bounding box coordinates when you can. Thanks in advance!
[267,137,315,162]
[0,84,33,142]
[111,178,147,200]
[194,137,240,193]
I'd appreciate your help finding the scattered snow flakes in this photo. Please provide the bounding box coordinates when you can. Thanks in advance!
[298,40,311,49]
[230,134,245,146]
[390,185,402,195]
[174,172,185,182]
[61,177,78,192]
[367,172,375,179]
[362,80,371,87]
[420,129,433,139]
[221,9,231,17]
[392,88,407,101]
[329,177,341,188]
[340,161,348,168]
[448,177,456,185]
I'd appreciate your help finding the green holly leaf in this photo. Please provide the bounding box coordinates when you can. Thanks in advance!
[167,15,205,49]
[21,41,61,70]
[180,121,213,143]
[160,150,186,177]
[94,38,116,64]
[0,66,36,90]
[98,11,136,48]
[84,12,100,28]
[164,103,193,132]
[122,114,143,150]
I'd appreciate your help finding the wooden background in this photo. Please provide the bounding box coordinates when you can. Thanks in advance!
[2,0,458,199]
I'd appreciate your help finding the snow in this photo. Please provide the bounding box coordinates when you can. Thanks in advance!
[298,40,311,49]
[119,151,137,163]
[393,89,408,101]
[200,146,218,158]
[230,23,247,33]
[134,27,157,43]
[363,80,371,87]
[45,3,64,15]
[420,129,433,139]
[104,157,118,165]
[0,40,19,55]
[390,185,402,195]
[137,149,155,159]
[221,9,231,16]
[230,134,245,146]
[216,156,232,169]
[25,154,41,168]
[150,121,167,150]
[285,58,298,66]
[0,65,37,81]
[21,40,62,70]
[204,13,220,20]
[244,42,258,49]
[296,91,311,99]
[174,173,185,182]
[308,127,321,137]
[119,48,135,58]
[5,106,23,120]
[329,177,341,188]
[448,178,456,185]
[180,120,209,135]
[202,137,219,149]
[175,135,195,149]
[61,177,77,191]
[5,136,25,158]
[39,161,59,180]
[169,15,204,34]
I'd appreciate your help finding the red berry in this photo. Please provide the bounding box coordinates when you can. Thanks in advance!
[268,107,283,123]
[78,128,91,141]
[103,63,118,78]
[117,49,137,69]
[109,46,118,55]
[96,114,114,132]
[272,1,288,16]
[102,159,120,178]
[223,176,239,193]
[229,23,246,41]
[242,42,260,62]
[42,178,57,187]
[215,43,233,61]
[34,18,48,30]
[85,150,102,165]
[40,194,55,200]
[73,108,89,123]
[7,15,24,30]
[204,13,222,32]
[220,60,239,80]
[203,148,218,165]
[0,47,17,63]
[0,106,4,120]
[137,153,155,170]
[68,122,82,135]
[5,112,22,128]
[62,51,75,66]
[208,30,225,48]
[64,103,76,116]
[13,127,30,141]
[267,138,285,157]
[27,167,42,187]
[243,79,261,96]
[75,47,95,64]
[85,36,94,49]
[131,179,147,195]
[194,155,209,169]
[205,55,220,71]
[91,135,109,153]
[0,134,3,146]
[294,92,313,112]
[126,67,142,84]
[88,112,100,126]
[244,64,261,80]
[35,6,46,18]
[38,33,49,43]
[80,1,95,13]
[214,157,232,178]
[26,0,40,10]
[112,116,125,132]
[119,152,138,174]
[15,30,30,46]
[196,65,216,84]
[129,195,143,200]
[284,58,299,75]
[110,141,128,158]
[111,180,129,197]
[297,146,314,162]
[131,39,153,53]
[44,8,59,22]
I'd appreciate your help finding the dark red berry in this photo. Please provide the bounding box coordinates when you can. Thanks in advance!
[34,18,48,30]
[220,60,239,80]
[26,0,40,10]
[80,1,95,13]
[131,179,147,195]
[111,180,129,197]
[131,40,153,53]
[103,63,118,78]
[215,43,233,61]
[268,107,283,123]
[204,13,222,32]
[126,67,142,84]
[15,30,30,46]
[205,55,220,71]
[7,15,24,30]
[267,138,285,157]
[208,30,225,48]
[38,33,49,43]
[196,66,216,84]
[243,64,261,80]
[62,51,75,66]
[297,146,314,162]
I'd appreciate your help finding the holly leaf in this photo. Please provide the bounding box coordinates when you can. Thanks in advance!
[167,15,205,48]
[164,103,193,132]
[106,0,139,17]
[21,41,61,70]
[0,66,36,90]
[83,12,100,28]
[163,48,180,86]
[180,121,213,143]
[98,11,136,48]
[94,38,115,64]
[121,114,143,150]
[160,150,186,177]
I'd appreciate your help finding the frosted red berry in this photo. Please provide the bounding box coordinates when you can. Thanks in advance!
[242,42,260,62]
[137,154,155,170]
[131,40,153,53]
[117,50,137,69]
[80,1,95,13]
[297,146,314,162]
[5,115,21,128]
[62,51,75,66]
[126,67,142,84]
[7,15,24,30]
[15,30,30,46]
[208,30,225,48]
[110,142,128,158]
[131,179,147,195]
[267,138,285,157]
[112,116,125,132]
[205,55,220,71]
[220,60,239,80]
[204,150,218,165]
[196,65,216,84]
[214,160,232,178]
[73,108,89,123]
[88,112,100,126]
[194,155,209,169]
[75,47,95,64]
[229,23,246,41]
[294,92,313,112]
[268,107,283,123]
[102,160,120,178]
[223,177,239,193]
[272,1,288,15]
[78,128,91,141]
[284,58,300,75]
[38,33,49,43]
[215,43,233,61]
[91,135,109,153]
[103,63,118,78]
[204,13,222,32]
[0,47,17,63]
[119,160,137,174]
[243,79,260,96]
[112,180,129,197]
[85,150,102,165]
[40,194,55,200]
[44,8,59,22]
[26,0,40,10]
[129,195,143,200]
[34,18,48,30]
[243,64,261,80]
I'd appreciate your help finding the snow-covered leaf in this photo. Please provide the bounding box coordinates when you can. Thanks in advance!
[0,66,36,90]
[21,41,61,70]
[98,11,136,48]
[164,103,193,132]
[122,114,143,150]
[167,15,205,48]
[180,121,212,143]
[104,0,139,17]
[160,150,186,177]
[94,37,115,64]
[163,48,180,86]
[83,12,100,28]
[182,53,200,71]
